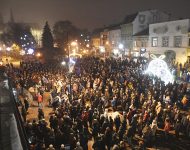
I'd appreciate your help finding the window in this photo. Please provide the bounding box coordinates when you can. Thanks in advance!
[162,36,169,47]
[152,37,158,47]
[174,36,182,47]
[134,41,137,47]
[141,40,147,47]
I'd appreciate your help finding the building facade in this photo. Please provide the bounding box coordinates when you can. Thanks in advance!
[120,9,171,57]
[148,19,190,64]
[133,28,149,57]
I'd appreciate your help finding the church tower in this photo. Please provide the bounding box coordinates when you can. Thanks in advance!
[10,8,15,23]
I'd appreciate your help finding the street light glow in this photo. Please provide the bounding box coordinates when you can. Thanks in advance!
[119,44,124,49]
[20,50,25,55]
[6,47,11,51]
[71,41,77,46]
[113,49,119,55]
[36,52,41,57]
[61,61,66,66]
[28,48,34,54]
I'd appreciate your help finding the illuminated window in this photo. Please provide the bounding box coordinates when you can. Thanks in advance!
[141,39,147,47]
[152,37,158,47]
[174,36,182,47]
[162,36,169,47]
[134,41,137,47]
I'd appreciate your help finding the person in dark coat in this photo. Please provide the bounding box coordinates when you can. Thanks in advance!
[175,119,181,138]
[114,115,121,132]
[104,127,112,150]
[38,108,44,120]
[21,104,27,122]
[92,135,106,150]
[24,97,30,112]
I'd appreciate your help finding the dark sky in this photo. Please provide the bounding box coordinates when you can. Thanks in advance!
[0,0,190,30]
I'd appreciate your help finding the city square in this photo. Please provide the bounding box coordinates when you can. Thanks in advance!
[0,0,190,150]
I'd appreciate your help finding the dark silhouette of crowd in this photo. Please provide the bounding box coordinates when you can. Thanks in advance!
[6,57,190,150]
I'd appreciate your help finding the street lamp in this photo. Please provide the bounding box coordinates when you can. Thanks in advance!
[71,41,77,46]
[36,52,41,57]
[118,44,124,59]
[119,44,124,49]
[6,47,11,51]
[61,61,66,66]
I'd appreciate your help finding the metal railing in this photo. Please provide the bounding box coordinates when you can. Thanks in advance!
[0,78,29,150]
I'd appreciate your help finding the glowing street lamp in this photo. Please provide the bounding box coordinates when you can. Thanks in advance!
[20,50,25,56]
[61,61,66,66]
[6,47,11,51]
[113,49,119,55]
[118,44,124,49]
[36,52,41,57]
[71,41,77,46]
[28,48,34,54]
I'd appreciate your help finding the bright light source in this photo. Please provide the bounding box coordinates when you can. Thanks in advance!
[99,46,105,53]
[106,41,109,45]
[6,47,11,51]
[113,49,119,55]
[71,41,77,46]
[61,61,66,66]
[119,44,124,49]
[145,54,174,84]
[81,34,83,37]
[69,58,76,64]
[0,47,2,51]
[86,44,89,48]
[28,48,34,54]
[20,50,25,55]
[36,53,41,57]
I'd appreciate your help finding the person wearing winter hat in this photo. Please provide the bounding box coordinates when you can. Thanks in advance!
[60,144,65,150]
[151,119,158,143]
[46,144,55,150]
[74,142,83,150]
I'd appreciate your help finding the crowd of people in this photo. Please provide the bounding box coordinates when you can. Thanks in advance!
[6,57,190,150]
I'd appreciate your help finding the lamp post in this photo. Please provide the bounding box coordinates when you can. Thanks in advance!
[118,44,124,59]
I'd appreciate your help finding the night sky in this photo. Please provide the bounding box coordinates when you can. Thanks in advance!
[1,0,190,30]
